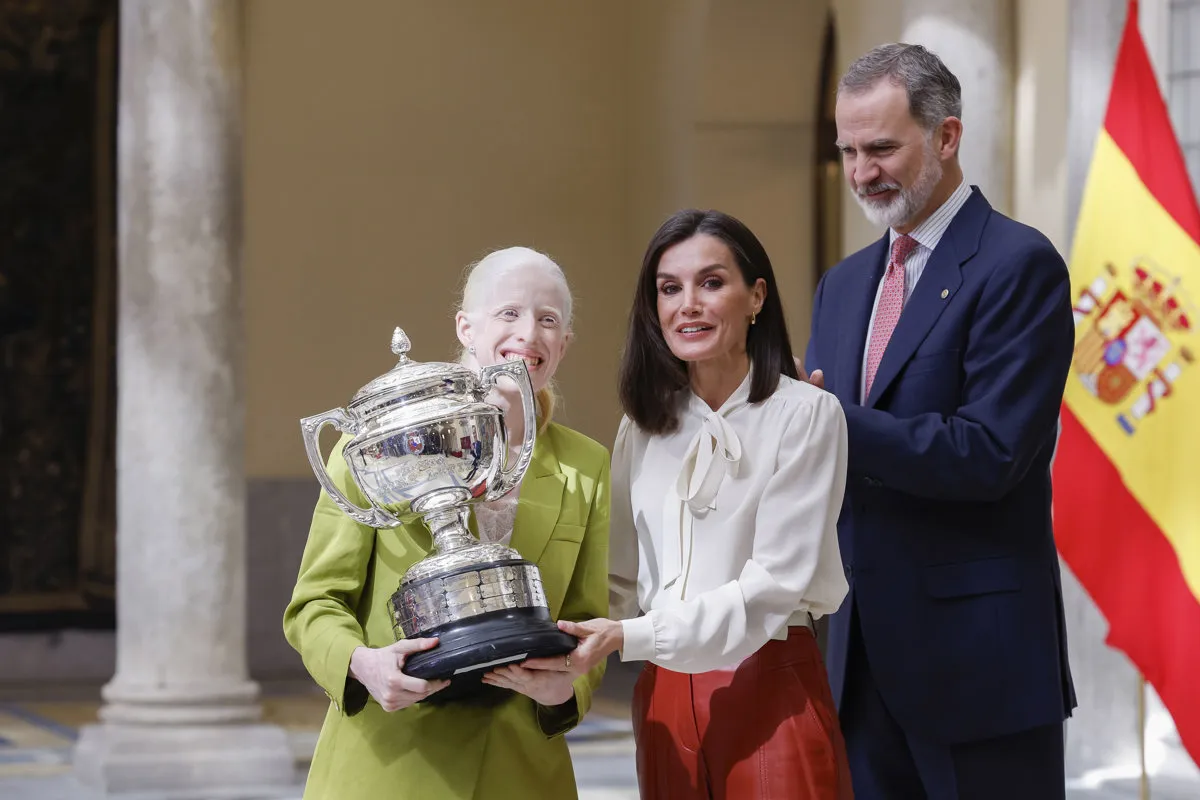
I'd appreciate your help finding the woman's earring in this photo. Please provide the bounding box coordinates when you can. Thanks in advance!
[468,345,476,354]
[750,311,757,326]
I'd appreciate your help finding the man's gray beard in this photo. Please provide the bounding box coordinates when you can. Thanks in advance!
[854,147,944,230]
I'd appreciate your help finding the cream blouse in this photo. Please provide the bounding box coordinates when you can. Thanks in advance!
[609,372,850,673]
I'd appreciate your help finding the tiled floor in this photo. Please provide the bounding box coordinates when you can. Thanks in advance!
[2,663,1197,800]
[0,683,640,799]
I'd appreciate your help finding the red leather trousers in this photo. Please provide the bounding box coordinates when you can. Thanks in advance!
[632,627,854,799]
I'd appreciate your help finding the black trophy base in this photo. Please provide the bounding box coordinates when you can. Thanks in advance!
[403,606,577,705]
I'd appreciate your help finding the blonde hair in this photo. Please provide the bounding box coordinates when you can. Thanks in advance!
[458,246,573,432]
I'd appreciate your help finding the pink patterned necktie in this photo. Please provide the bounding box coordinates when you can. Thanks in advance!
[863,234,919,399]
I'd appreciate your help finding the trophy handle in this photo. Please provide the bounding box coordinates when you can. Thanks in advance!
[479,360,537,500]
[300,408,402,529]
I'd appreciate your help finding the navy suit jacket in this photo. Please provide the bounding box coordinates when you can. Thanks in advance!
[805,188,1078,745]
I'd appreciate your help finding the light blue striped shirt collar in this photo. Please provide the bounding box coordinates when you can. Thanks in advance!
[888,179,973,256]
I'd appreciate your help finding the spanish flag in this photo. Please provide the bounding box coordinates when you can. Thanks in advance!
[1053,0,1200,764]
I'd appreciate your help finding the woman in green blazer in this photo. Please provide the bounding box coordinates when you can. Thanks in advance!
[284,247,610,799]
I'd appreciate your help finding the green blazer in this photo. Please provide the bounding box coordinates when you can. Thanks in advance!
[283,423,610,800]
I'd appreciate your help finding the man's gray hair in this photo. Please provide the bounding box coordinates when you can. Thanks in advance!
[839,43,962,130]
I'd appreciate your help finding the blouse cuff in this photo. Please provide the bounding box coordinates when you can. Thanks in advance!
[620,615,657,663]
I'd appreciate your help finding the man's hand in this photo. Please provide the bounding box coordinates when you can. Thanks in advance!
[794,357,825,390]
[349,639,449,712]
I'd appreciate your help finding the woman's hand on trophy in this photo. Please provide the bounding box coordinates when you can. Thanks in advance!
[522,618,624,677]
[349,639,450,712]
[480,663,576,706]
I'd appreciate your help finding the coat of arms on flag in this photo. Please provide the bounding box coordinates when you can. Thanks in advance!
[1070,259,1195,434]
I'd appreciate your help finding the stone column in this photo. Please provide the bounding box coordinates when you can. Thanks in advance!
[73,1,295,794]
[901,0,1014,215]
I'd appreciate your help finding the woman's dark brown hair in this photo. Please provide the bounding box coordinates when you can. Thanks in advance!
[618,209,798,434]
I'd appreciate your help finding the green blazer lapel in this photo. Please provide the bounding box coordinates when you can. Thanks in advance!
[510,434,564,565]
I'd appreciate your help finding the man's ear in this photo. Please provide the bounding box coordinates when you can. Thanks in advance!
[938,116,963,160]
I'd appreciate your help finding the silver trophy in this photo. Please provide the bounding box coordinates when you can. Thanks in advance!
[300,327,575,700]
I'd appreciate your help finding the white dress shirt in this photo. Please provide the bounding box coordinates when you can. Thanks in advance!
[860,179,974,402]
[609,371,850,674]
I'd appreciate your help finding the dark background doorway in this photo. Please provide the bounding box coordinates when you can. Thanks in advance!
[0,0,118,630]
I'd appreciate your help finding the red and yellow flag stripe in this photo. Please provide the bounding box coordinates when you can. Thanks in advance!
[1053,0,1200,765]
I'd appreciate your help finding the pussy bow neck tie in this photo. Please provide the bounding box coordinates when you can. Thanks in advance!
[660,410,742,600]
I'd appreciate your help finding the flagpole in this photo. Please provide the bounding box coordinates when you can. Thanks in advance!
[1139,673,1150,800]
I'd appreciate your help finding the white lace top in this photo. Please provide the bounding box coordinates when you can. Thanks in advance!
[474,480,523,546]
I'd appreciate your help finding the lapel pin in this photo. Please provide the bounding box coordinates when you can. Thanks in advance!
[940,289,950,299]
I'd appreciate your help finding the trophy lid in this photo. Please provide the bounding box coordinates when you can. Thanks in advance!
[345,327,478,420]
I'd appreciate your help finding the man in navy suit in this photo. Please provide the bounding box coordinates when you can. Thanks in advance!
[803,44,1077,799]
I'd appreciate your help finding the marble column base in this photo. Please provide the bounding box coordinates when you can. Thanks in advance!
[98,678,264,725]
[72,722,297,798]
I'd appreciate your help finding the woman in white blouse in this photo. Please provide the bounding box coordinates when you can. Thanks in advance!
[524,210,853,798]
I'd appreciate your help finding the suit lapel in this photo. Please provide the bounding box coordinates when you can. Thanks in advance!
[864,189,990,408]
[509,431,565,564]
[834,235,889,406]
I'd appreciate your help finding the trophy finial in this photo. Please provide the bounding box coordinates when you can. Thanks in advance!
[391,327,411,361]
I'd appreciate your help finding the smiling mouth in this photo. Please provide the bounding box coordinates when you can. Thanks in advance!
[677,325,714,335]
[503,351,544,368]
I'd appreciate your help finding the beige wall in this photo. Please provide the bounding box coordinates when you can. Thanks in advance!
[243,0,632,477]
[243,0,828,477]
